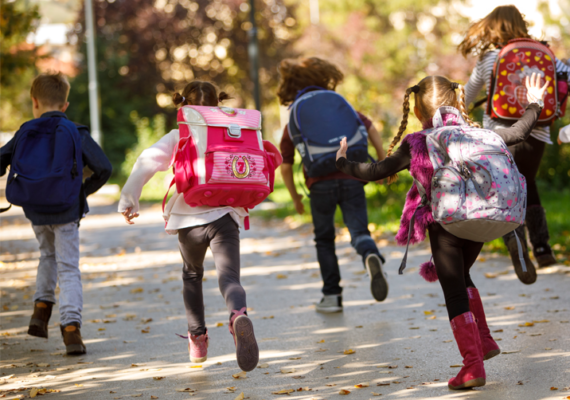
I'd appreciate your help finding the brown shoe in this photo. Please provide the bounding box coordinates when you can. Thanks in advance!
[503,227,537,285]
[60,322,86,355]
[28,301,53,338]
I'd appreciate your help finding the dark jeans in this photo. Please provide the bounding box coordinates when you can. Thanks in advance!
[508,136,545,207]
[428,224,483,321]
[309,179,380,296]
[178,214,246,336]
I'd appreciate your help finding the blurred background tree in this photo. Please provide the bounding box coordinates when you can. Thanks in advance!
[65,0,297,177]
[0,0,41,132]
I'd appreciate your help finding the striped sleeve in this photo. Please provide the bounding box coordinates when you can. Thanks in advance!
[556,58,570,81]
[464,51,497,106]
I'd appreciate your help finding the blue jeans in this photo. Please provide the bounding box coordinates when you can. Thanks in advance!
[309,179,381,295]
[32,221,83,326]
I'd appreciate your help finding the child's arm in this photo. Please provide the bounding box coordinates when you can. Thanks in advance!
[80,130,113,196]
[0,134,17,177]
[464,52,495,106]
[335,137,411,181]
[119,131,177,224]
[280,163,304,215]
[494,73,548,146]
[367,124,386,161]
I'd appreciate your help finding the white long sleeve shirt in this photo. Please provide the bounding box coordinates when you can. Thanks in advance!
[118,129,248,234]
[464,49,570,145]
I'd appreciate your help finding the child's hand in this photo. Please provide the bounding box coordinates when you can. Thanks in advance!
[292,193,305,215]
[524,72,549,104]
[558,124,570,145]
[336,137,348,160]
[122,207,139,225]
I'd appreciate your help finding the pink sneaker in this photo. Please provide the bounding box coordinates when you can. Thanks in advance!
[229,308,259,372]
[188,331,209,363]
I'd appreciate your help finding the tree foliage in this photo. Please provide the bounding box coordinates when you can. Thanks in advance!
[66,0,298,177]
[0,0,41,131]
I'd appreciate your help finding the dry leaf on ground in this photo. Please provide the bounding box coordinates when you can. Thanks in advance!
[354,382,369,388]
[153,377,165,380]
[226,387,236,393]
[151,397,158,399]
[343,349,355,354]
[232,371,247,379]
[280,368,296,374]
[271,389,295,395]
[234,393,245,400]
[339,389,351,395]
[371,392,382,396]
[257,363,269,369]
[175,388,196,393]
[141,328,150,333]
[276,274,287,279]
[502,350,520,354]
[216,322,224,327]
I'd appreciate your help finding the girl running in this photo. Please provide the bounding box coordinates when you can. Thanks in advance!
[459,5,570,277]
[118,81,259,372]
[335,74,548,389]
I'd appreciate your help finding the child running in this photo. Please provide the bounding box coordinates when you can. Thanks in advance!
[0,72,112,355]
[118,81,259,371]
[335,74,548,389]
[459,5,570,278]
[278,57,388,312]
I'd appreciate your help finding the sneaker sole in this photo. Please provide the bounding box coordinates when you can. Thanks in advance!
[366,255,389,302]
[448,377,486,390]
[233,316,259,372]
[65,344,86,355]
[190,355,208,363]
[508,243,537,284]
[315,306,343,313]
[28,320,48,339]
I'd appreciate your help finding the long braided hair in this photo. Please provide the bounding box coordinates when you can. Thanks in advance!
[387,76,479,184]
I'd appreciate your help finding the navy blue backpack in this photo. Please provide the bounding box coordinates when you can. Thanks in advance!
[6,117,83,213]
[288,88,370,178]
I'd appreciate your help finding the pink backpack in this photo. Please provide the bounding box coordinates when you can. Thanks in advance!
[164,105,282,225]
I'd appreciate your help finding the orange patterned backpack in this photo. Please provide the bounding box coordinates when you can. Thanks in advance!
[487,38,563,127]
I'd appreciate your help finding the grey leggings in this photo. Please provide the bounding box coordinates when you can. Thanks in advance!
[178,214,246,336]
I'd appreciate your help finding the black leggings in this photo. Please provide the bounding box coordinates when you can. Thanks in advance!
[508,136,545,207]
[428,224,484,321]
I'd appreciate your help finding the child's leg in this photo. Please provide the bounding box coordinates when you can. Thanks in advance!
[427,224,483,320]
[207,215,245,314]
[31,225,58,304]
[53,221,82,327]
[337,180,382,261]
[309,180,342,296]
[178,226,209,336]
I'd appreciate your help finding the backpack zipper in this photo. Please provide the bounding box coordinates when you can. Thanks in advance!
[8,173,18,184]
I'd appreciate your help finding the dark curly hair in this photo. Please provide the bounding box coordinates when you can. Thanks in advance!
[276,57,344,106]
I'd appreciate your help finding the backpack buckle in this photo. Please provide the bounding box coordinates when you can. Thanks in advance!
[227,124,242,138]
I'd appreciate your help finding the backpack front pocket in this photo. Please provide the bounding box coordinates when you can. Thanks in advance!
[205,149,268,185]
[431,167,465,224]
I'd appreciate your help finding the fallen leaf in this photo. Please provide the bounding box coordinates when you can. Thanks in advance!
[326,384,337,387]
[292,376,305,379]
[343,349,355,355]
[226,387,236,393]
[289,357,301,360]
[371,392,382,396]
[189,365,202,368]
[423,311,433,315]
[493,329,503,333]
[518,322,534,327]
[355,325,363,328]
[276,274,287,279]
[377,383,390,386]
[151,397,158,399]
[262,315,274,320]
[232,371,247,379]
[141,318,153,324]
[36,363,50,367]
[504,306,515,310]
[280,368,296,374]
[131,363,145,367]
[141,328,150,333]
[153,377,165,380]
[234,393,245,400]
[405,366,413,368]
[30,388,39,398]
[353,270,366,275]
[130,288,144,294]
[257,363,269,369]
[271,389,295,395]
[317,339,325,343]
[98,328,106,331]
[339,389,351,395]
[75,384,83,387]
[131,395,142,398]
[502,350,520,354]
[314,348,328,352]
[551,387,558,390]
[409,327,420,330]
[443,340,453,343]
[354,382,369,388]
[450,364,463,368]
[175,388,196,392]
[484,272,497,279]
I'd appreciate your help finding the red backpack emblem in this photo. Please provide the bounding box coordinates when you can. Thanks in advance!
[488,38,564,126]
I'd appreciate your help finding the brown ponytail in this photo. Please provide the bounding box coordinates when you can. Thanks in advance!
[457,85,480,128]
[172,81,230,107]
[386,88,412,184]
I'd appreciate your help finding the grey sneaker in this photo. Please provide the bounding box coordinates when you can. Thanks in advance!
[315,295,343,313]
[365,253,389,302]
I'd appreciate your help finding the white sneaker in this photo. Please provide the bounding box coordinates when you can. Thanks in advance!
[315,295,343,313]
[365,253,389,302]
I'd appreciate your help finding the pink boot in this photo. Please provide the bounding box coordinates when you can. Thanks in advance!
[229,307,259,372]
[468,287,501,360]
[448,312,486,390]
[188,331,209,363]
